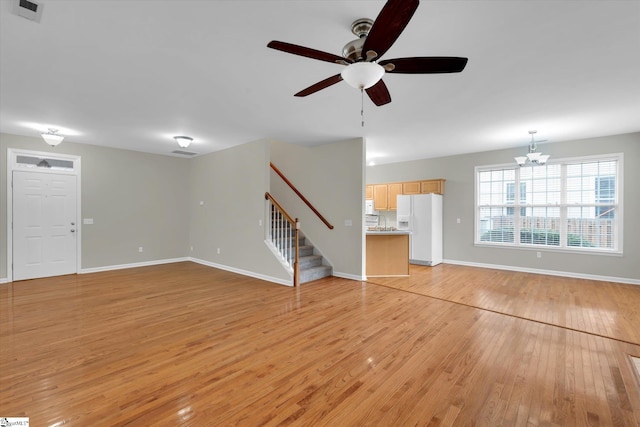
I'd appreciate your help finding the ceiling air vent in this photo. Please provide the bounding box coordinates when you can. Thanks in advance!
[172,150,198,156]
[12,0,43,22]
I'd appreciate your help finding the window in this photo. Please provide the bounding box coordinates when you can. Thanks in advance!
[595,176,615,218]
[475,154,622,253]
[506,182,526,217]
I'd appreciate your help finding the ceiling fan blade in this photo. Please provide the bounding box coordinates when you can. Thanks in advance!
[362,0,419,61]
[380,57,468,74]
[365,79,392,106]
[295,74,344,97]
[267,41,351,65]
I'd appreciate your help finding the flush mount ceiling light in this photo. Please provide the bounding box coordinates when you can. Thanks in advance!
[41,128,64,146]
[515,130,550,166]
[174,136,193,148]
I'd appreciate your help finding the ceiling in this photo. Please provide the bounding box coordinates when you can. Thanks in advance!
[1,1,639,165]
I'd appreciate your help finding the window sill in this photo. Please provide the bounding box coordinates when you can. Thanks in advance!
[473,242,623,257]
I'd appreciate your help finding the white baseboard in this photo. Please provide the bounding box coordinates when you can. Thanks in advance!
[56,256,299,287]
[0,277,9,284]
[189,257,293,287]
[444,259,640,286]
[333,271,365,282]
[80,257,190,274]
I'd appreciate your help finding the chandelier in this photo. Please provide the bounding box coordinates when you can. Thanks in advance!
[515,130,549,166]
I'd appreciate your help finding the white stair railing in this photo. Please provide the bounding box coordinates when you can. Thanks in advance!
[265,193,300,286]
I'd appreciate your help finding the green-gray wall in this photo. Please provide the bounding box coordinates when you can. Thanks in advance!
[2,134,365,284]
[4,131,637,284]
[188,139,290,284]
[1,133,190,278]
[270,138,366,279]
[367,132,640,282]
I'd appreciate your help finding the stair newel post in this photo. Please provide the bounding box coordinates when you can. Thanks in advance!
[294,218,300,287]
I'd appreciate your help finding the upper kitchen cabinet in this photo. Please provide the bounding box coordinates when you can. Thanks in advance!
[366,179,445,211]
[388,183,402,210]
[421,179,445,195]
[402,181,421,195]
[373,184,388,210]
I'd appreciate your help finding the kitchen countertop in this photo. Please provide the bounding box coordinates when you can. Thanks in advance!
[366,229,410,235]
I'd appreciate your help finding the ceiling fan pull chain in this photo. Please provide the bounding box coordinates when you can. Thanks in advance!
[361,88,365,127]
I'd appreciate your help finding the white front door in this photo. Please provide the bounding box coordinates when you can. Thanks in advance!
[13,170,78,281]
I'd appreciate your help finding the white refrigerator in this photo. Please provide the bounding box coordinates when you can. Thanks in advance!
[397,194,443,266]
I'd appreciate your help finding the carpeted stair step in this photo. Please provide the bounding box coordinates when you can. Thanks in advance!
[299,244,314,257]
[300,265,332,283]
[299,254,322,270]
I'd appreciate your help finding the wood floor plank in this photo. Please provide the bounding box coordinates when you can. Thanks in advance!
[1,262,639,426]
[369,264,640,346]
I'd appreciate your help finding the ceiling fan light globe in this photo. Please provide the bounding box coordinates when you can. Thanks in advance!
[341,62,385,90]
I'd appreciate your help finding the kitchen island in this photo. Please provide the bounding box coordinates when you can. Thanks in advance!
[366,230,410,277]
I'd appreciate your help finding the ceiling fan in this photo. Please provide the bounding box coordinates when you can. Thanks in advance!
[267,0,468,106]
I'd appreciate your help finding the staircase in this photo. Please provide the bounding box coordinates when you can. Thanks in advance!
[297,232,333,283]
[265,188,333,286]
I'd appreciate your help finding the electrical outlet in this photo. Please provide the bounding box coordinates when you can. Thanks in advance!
[217,248,221,254]
[536,252,542,258]
[138,246,143,253]
[190,246,194,252]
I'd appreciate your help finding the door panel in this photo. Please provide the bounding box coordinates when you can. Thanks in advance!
[13,171,77,281]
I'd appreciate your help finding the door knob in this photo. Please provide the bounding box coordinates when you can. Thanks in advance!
[71,222,75,226]
[70,229,76,233]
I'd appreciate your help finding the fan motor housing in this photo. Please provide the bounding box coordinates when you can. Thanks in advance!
[342,18,373,61]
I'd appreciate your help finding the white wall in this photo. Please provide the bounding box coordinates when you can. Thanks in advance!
[367,132,640,283]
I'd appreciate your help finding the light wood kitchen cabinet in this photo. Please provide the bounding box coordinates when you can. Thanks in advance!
[366,179,445,211]
[366,233,410,276]
[421,179,445,195]
[373,184,388,211]
[388,183,402,210]
[402,181,421,195]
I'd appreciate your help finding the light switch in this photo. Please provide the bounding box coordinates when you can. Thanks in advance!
[344,219,352,227]
[83,218,94,225]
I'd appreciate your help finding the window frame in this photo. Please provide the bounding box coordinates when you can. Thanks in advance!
[474,153,623,255]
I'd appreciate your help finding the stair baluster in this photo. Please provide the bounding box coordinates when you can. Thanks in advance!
[265,193,300,286]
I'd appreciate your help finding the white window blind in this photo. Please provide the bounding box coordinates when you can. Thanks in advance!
[475,154,622,253]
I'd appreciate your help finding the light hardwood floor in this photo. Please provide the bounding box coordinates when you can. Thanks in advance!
[1,262,639,426]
